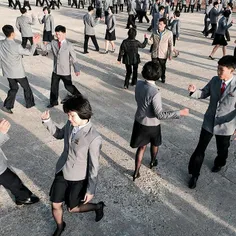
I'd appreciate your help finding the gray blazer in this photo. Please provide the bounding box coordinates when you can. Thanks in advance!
[16,14,37,38]
[0,133,9,176]
[191,76,236,136]
[39,14,54,33]
[135,80,180,126]
[41,39,80,76]
[43,120,102,195]
[83,13,99,36]
[0,38,36,79]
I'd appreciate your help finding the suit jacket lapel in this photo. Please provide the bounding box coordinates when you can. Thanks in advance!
[72,122,92,142]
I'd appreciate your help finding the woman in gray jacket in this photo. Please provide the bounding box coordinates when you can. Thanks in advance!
[130,61,189,181]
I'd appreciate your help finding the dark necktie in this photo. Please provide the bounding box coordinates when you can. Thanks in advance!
[58,41,61,49]
[221,82,226,95]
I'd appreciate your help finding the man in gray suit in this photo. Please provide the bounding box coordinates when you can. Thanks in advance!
[188,55,236,189]
[0,118,39,205]
[0,25,40,114]
[16,7,39,56]
[41,95,105,236]
[83,6,100,54]
[40,25,81,108]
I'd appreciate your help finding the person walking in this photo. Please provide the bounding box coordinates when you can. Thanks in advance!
[104,7,116,53]
[117,28,148,89]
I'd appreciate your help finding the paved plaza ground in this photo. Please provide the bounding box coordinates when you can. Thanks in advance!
[0,1,235,235]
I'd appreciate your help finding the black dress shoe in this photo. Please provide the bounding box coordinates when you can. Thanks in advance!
[212,165,222,173]
[47,103,58,108]
[26,104,35,109]
[53,222,66,236]
[132,172,140,181]
[15,195,40,205]
[161,79,165,83]
[150,159,158,169]
[188,176,198,189]
[83,51,89,54]
[2,106,13,114]
[95,202,106,222]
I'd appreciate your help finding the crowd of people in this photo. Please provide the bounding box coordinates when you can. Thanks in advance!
[0,0,236,235]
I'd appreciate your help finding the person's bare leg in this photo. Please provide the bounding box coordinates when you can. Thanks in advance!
[222,46,226,56]
[210,45,220,57]
[105,40,109,52]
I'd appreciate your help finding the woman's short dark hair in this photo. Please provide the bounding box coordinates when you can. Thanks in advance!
[63,95,93,120]
[55,25,66,33]
[142,61,162,81]
[223,10,231,18]
[174,10,180,17]
[43,6,50,14]
[128,28,137,39]
[213,1,218,7]
[218,55,236,69]
[88,6,94,11]
[20,7,27,14]
[2,25,14,37]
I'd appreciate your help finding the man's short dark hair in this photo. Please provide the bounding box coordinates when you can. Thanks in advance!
[142,61,162,81]
[218,56,236,70]
[43,6,51,14]
[174,10,181,17]
[88,6,94,11]
[159,17,167,25]
[55,25,66,33]
[128,28,137,39]
[2,25,14,38]
[228,2,233,9]
[159,6,165,11]
[20,7,27,14]
[63,95,93,120]
[213,1,218,7]
[208,0,212,4]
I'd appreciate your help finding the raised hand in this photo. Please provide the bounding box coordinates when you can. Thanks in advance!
[180,108,189,117]
[188,84,196,92]
[33,33,41,44]
[0,119,11,134]
[41,111,50,120]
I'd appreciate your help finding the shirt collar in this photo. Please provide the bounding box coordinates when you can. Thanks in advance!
[72,121,90,132]
[223,76,233,86]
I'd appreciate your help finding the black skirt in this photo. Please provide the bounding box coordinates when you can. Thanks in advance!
[130,120,162,148]
[43,30,53,42]
[105,29,116,41]
[212,33,227,46]
[49,171,87,209]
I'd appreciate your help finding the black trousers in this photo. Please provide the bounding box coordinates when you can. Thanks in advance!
[206,23,217,38]
[124,64,138,87]
[181,4,187,12]
[175,3,182,11]
[21,37,38,55]
[14,0,21,9]
[119,4,123,12]
[113,4,118,14]
[188,128,231,177]
[0,168,32,201]
[139,11,149,23]
[71,0,77,7]
[96,8,102,18]
[50,72,81,105]
[196,3,201,11]
[152,58,167,81]
[203,17,210,34]
[40,0,49,6]
[127,15,136,28]
[4,78,35,109]
[23,1,31,10]
[83,35,99,52]
[8,0,15,7]
[49,0,60,9]
[187,4,195,13]
[78,0,84,8]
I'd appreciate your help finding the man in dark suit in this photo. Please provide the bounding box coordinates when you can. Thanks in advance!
[188,55,236,189]
[0,118,39,205]
[40,25,81,108]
